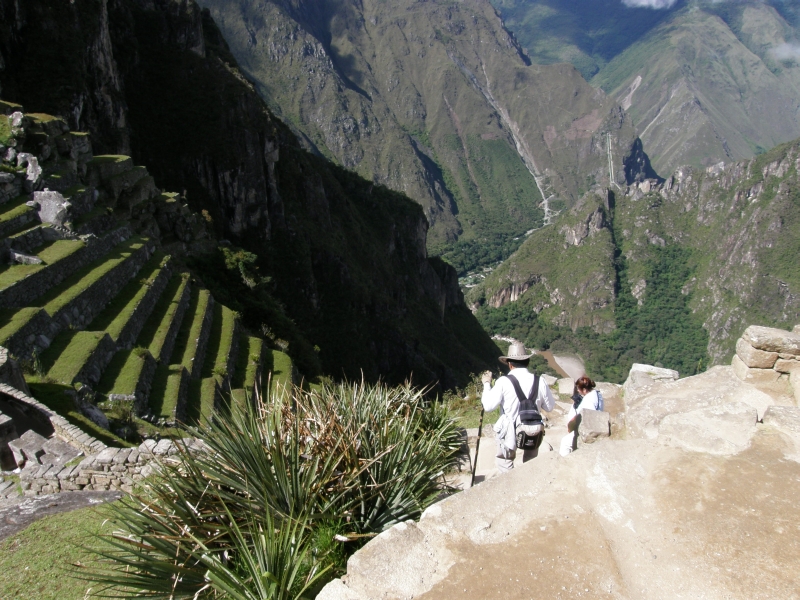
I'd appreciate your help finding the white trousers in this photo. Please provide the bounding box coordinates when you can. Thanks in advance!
[495,444,541,472]
[560,430,577,456]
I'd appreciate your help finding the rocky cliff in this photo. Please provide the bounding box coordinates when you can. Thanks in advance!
[0,0,500,388]
[470,139,800,381]
[195,0,644,269]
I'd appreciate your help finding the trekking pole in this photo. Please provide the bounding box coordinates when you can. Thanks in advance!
[470,407,485,488]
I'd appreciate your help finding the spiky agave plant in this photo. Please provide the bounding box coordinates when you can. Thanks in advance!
[82,378,461,598]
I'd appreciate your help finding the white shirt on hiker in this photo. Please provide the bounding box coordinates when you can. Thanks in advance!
[481,368,556,423]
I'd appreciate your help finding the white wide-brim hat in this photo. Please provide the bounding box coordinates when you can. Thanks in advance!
[499,341,533,365]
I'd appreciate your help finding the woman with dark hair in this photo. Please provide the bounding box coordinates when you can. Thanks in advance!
[559,375,604,456]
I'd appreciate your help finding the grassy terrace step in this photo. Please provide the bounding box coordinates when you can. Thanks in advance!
[170,287,213,379]
[88,253,171,347]
[0,239,84,292]
[136,273,191,362]
[185,377,218,425]
[231,335,264,409]
[149,365,188,422]
[0,307,44,346]
[35,236,147,315]
[270,350,293,391]
[201,304,239,380]
[0,196,37,238]
[96,348,156,414]
[42,330,115,386]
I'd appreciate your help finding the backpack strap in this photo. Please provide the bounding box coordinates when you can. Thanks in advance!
[507,373,543,425]
[506,373,527,404]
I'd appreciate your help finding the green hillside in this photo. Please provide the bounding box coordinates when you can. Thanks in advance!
[469,140,800,382]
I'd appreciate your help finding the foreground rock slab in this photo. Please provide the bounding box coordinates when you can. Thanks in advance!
[320,430,800,600]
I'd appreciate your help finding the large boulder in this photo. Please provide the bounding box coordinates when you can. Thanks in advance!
[31,190,72,226]
[762,406,800,462]
[735,337,778,368]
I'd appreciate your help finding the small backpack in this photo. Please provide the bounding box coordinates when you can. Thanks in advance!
[507,373,545,450]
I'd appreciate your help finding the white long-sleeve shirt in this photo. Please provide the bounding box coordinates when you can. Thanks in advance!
[481,367,556,424]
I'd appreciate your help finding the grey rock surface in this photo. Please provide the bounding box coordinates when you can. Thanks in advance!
[578,409,610,444]
[32,190,72,227]
[736,337,778,368]
[742,325,800,355]
[658,401,758,455]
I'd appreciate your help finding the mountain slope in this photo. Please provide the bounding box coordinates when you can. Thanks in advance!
[594,2,800,175]
[468,141,800,381]
[492,0,800,176]
[0,0,501,389]
[197,0,643,268]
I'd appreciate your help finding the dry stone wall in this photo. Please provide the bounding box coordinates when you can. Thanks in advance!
[732,325,800,400]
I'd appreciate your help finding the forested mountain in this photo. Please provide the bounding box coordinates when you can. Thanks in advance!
[494,0,800,176]
[0,0,501,388]
[468,142,800,382]
[196,0,647,272]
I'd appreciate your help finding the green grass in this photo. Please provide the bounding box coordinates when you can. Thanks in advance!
[149,365,186,419]
[0,239,84,291]
[0,505,113,600]
[0,114,11,145]
[26,379,133,447]
[198,377,218,423]
[136,272,190,360]
[37,237,146,315]
[44,331,106,384]
[0,195,35,223]
[172,288,212,373]
[232,335,263,390]
[96,349,149,396]
[0,307,43,345]
[270,349,292,391]
[88,253,167,340]
[201,304,237,379]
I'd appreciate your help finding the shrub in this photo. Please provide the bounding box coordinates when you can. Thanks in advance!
[84,379,462,598]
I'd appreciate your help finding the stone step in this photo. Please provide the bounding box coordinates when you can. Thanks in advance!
[8,428,48,467]
[118,173,159,210]
[86,155,133,188]
[106,166,148,205]
[97,348,157,416]
[43,330,117,387]
[136,272,192,363]
[171,287,214,379]
[34,236,152,334]
[148,364,189,424]
[0,196,38,238]
[0,225,133,309]
[88,253,173,349]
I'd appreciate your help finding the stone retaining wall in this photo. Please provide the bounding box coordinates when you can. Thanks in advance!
[133,352,157,415]
[0,205,36,239]
[74,333,118,387]
[732,325,800,399]
[116,256,173,350]
[0,225,133,309]
[49,241,152,333]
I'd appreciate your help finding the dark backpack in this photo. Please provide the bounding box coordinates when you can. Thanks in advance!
[507,373,545,450]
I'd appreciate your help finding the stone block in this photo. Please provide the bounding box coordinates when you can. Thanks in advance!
[774,358,800,374]
[578,410,610,444]
[742,325,800,356]
[95,447,119,465]
[557,377,574,395]
[8,429,48,467]
[32,190,72,226]
[736,338,778,369]
[732,355,781,385]
[153,438,174,455]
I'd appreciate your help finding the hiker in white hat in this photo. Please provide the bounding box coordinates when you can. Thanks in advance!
[480,341,556,473]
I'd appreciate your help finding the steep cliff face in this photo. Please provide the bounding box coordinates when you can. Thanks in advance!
[195,0,642,267]
[470,140,800,379]
[0,0,500,387]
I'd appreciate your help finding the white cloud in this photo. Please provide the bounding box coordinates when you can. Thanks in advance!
[770,42,800,62]
[621,0,679,8]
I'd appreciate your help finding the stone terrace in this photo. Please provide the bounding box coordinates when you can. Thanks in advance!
[0,102,281,498]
